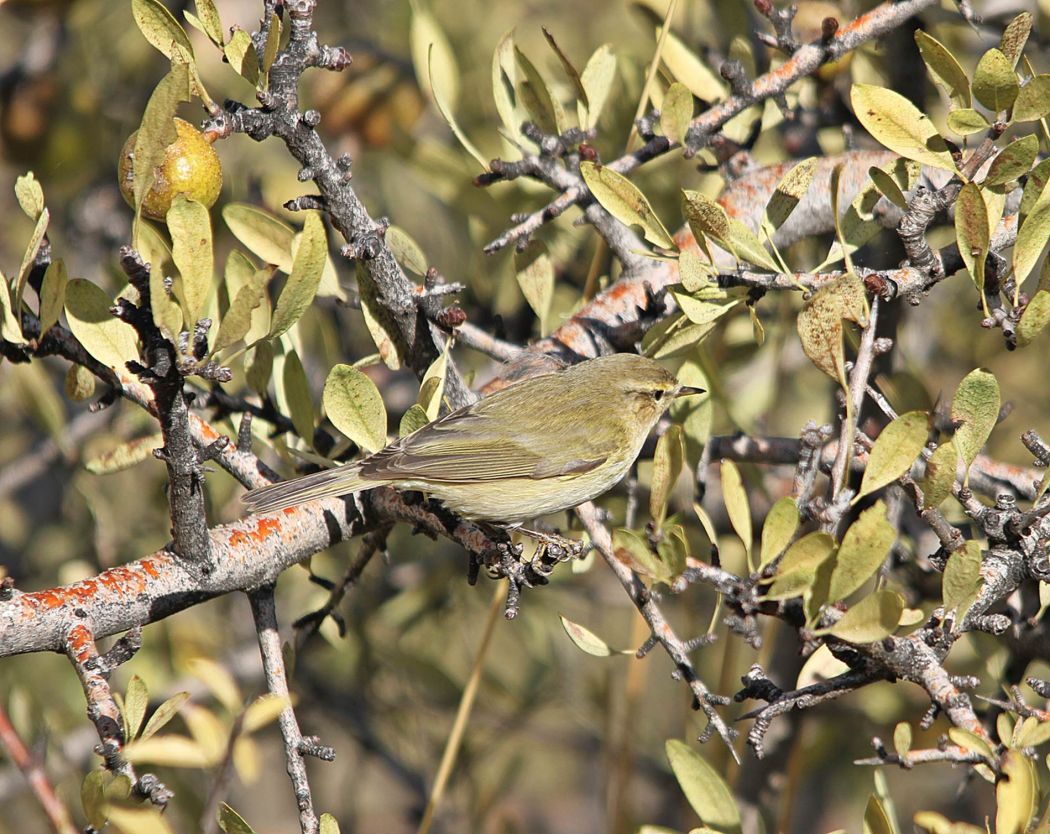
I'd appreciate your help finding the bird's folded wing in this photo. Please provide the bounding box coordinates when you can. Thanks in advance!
[359,414,606,482]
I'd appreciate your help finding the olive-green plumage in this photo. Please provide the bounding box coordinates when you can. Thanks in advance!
[242,353,703,523]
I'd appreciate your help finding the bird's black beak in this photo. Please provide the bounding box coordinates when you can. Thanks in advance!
[674,385,706,398]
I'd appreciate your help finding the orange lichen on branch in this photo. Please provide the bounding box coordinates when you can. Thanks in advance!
[64,623,95,665]
[14,553,179,617]
[228,515,283,548]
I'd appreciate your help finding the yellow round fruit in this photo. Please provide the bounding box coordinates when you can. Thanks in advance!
[118,117,222,221]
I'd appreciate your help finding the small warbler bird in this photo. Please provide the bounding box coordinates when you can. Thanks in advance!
[242,353,703,523]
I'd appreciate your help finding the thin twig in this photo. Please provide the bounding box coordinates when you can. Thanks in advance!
[417,581,507,834]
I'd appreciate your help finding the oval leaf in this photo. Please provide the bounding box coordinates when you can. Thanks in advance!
[826,590,903,643]
[665,739,741,831]
[323,364,387,453]
[951,369,1000,471]
[858,411,928,499]
[850,84,955,172]
[560,616,613,657]
[65,279,139,374]
[581,161,674,249]
[828,501,895,602]
[759,497,799,568]
[269,212,326,339]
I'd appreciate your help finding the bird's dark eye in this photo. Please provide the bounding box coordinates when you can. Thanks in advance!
[653,389,665,401]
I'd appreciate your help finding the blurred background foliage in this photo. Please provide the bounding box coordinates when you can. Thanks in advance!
[2,0,1050,832]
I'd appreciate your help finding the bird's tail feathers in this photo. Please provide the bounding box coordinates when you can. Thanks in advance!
[242,465,369,514]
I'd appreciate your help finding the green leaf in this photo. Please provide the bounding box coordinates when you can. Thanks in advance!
[1018,289,1050,347]
[319,814,340,834]
[218,804,257,834]
[0,272,25,345]
[868,166,908,210]
[65,365,96,401]
[921,440,957,507]
[945,108,990,136]
[763,532,835,600]
[38,258,68,338]
[820,158,920,270]
[985,135,1038,186]
[764,157,817,232]
[317,810,338,831]
[514,241,555,334]
[323,364,387,453]
[386,226,428,276]
[356,262,401,370]
[282,350,315,443]
[124,676,149,741]
[427,43,488,170]
[125,734,214,768]
[542,27,587,105]
[410,1,459,108]
[399,403,429,438]
[650,425,684,527]
[417,342,449,421]
[996,750,1037,834]
[65,279,139,374]
[999,12,1032,68]
[951,369,999,473]
[214,266,270,354]
[972,49,1018,112]
[681,189,731,255]
[727,219,781,272]
[167,196,213,325]
[560,616,612,657]
[14,172,44,219]
[954,182,989,295]
[491,31,520,139]
[222,204,294,271]
[825,590,903,643]
[857,411,928,500]
[613,527,671,585]
[242,693,290,734]
[1014,181,1050,288]
[85,433,165,475]
[140,692,190,741]
[942,540,982,621]
[850,84,955,172]
[148,258,183,345]
[660,28,726,102]
[15,207,49,307]
[678,248,714,293]
[132,0,194,62]
[863,794,894,834]
[580,161,674,249]
[131,65,191,215]
[893,722,912,759]
[828,501,895,602]
[224,29,259,85]
[665,740,740,832]
[258,13,281,86]
[1013,75,1050,122]
[660,82,694,144]
[721,460,752,567]
[515,47,561,134]
[579,44,616,130]
[191,0,223,46]
[245,341,273,394]
[672,293,738,326]
[759,497,799,568]
[796,274,868,386]
[269,212,326,339]
[80,770,109,830]
[914,30,970,108]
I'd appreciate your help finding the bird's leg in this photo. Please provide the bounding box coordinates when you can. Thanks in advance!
[514,527,586,577]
